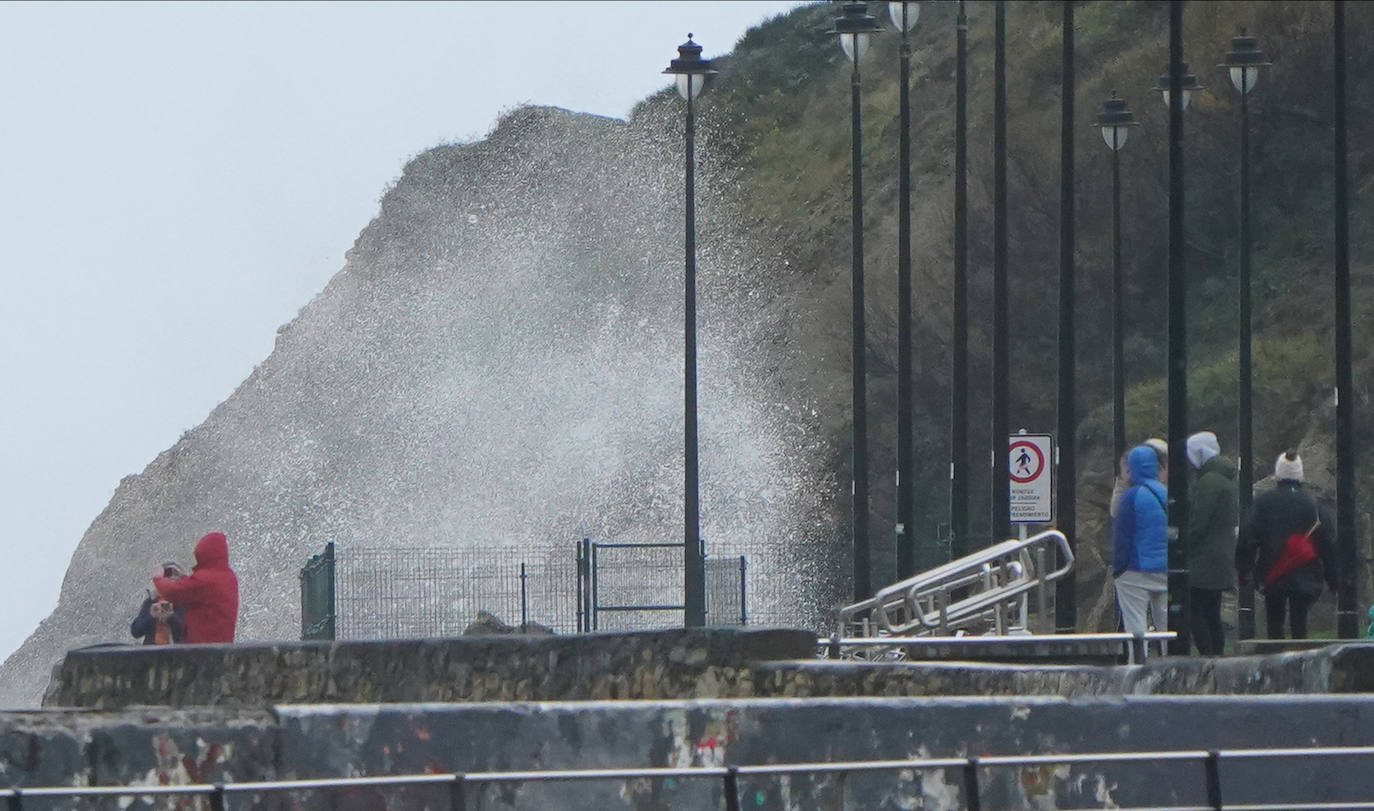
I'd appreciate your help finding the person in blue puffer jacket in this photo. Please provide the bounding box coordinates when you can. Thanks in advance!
[1113,444,1170,644]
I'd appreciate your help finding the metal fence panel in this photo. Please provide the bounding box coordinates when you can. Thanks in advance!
[705,556,746,626]
[335,547,577,639]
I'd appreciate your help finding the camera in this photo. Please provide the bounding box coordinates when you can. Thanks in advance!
[163,566,178,578]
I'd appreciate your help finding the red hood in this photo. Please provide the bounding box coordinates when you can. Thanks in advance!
[193,532,229,570]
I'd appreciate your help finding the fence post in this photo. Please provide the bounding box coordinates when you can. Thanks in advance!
[9,787,21,811]
[963,757,981,811]
[739,556,747,626]
[325,541,336,640]
[723,766,741,811]
[520,562,529,630]
[591,540,600,631]
[208,783,226,811]
[576,541,585,634]
[1203,750,1222,810]
[449,774,468,811]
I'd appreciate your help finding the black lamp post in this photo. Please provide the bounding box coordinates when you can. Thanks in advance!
[950,0,969,560]
[1220,28,1270,642]
[992,0,1009,544]
[1333,0,1358,639]
[1155,2,1196,655]
[888,0,920,579]
[1055,0,1077,633]
[829,2,883,601]
[1094,93,1139,467]
[663,34,716,628]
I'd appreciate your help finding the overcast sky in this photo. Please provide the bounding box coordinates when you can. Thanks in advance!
[0,0,805,662]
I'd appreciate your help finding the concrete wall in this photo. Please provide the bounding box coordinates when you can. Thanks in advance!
[42,633,1374,709]
[41,629,816,710]
[4,697,1374,809]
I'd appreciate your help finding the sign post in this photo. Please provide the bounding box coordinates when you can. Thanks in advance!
[1010,431,1055,633]
[1009,432,1054,525]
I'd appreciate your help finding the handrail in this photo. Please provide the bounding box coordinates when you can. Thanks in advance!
[2,745,1373,810]
[839,529,1074,637]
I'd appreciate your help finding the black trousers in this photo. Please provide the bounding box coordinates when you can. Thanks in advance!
[1265,589,1317,640]
[1189,587,1226,655]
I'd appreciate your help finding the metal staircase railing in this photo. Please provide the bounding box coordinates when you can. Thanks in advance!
[838,529,1074,639]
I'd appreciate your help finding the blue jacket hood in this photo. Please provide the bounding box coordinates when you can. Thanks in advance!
[1127,445,1160,483]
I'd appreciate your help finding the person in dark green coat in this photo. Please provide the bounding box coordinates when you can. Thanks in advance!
[1185,431,1239,655]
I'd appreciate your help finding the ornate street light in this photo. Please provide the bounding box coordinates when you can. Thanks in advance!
[828,1,883,600]
[1094,93,1139,467]
[1151,61,1203,109]
[662,34,717,628]
[887,0,920,579]
[1219,28,1270,642]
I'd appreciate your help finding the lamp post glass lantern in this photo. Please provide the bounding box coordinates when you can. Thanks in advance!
[888,1,919,31]
[662,34,716,628]
[828,1,882,600]
[1219,28,1268,641]
[1095,93,1139,465]
[1222,29,1270,95]
[1151,62,1203,109]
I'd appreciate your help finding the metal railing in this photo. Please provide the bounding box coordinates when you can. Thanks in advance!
[820,631,1178,664]
[5,745,1374,811]
[838,529,1074,638]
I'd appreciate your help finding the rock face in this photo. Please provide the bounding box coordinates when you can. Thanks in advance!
[0,103,840,707]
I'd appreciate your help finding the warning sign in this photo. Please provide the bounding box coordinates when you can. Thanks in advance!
[1009,433,1054,523]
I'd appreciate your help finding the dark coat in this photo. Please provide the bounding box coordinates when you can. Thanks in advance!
[1238,480,1337,598]
[129,591,185,644]
[1185,454,1239,590]
[152,532,239,643]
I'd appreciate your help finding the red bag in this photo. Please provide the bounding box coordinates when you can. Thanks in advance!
[1263,521,1319,588]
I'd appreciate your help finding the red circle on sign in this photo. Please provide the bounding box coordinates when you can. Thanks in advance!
[1009,440,1045,484]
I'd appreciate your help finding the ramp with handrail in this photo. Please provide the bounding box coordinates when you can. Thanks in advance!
[837,529,1074,641]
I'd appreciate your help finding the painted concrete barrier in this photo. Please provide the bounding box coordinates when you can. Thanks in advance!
[3,697,1374,809]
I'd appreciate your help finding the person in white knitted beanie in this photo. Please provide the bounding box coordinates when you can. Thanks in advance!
[1274,450,1304,482]
[1238,450,1338,639]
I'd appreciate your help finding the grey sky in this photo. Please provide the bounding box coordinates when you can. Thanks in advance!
[0,0,804,662]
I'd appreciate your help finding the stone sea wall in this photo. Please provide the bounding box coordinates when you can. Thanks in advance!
[40,630,1374,709]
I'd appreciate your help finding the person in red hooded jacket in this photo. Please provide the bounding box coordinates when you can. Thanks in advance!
[151,531,239,643]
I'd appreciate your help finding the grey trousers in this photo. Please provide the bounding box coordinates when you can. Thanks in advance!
[1114,571,1168,638]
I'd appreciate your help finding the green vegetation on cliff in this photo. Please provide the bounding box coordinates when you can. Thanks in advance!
[636,0,1374,621]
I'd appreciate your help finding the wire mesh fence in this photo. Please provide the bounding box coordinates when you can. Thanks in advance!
[336,547,578,638]
[307,536,838,641]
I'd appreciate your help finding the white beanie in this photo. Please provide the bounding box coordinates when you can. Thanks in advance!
[1144,437,1168,458]
[1275,451,1304,482]
[1186,431,1221,469]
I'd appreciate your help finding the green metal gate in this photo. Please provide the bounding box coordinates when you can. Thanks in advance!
[299,541,336,640]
